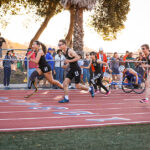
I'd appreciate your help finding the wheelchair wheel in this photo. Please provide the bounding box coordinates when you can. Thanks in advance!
[122,77,133,93]
[100,80,110,94]
[133,79,146,94]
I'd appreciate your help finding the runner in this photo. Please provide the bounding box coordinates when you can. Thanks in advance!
[140,44,150,103]
[58,39,94,103]
[83,51,110,95]
[25,41,63,98]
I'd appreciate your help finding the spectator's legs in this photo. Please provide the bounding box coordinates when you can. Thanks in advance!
[83,68,87,83]
[55,67,60,82]
[7,68,11,86]
[60,68,64,84]
[87,69,90,84]
[3,67,7,86]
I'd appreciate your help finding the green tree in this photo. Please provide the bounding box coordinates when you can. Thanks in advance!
[0,0,62,47]
[90,0,130,41]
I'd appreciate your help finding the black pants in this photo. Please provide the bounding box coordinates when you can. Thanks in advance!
[3,67,11,86]
[90,72,108,93]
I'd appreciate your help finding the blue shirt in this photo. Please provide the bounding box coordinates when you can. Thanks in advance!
[45,52,54,70]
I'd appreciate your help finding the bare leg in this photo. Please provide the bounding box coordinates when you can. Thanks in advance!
[44,71,63,89]
[145,75,150,98]
[75,83,89,91]
[63,78,71,96]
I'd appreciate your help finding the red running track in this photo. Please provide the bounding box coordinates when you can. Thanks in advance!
[0,89,150,132]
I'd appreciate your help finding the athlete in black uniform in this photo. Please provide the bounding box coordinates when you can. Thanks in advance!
[25,41,63,98]
[58,39,94,103]
[140,44,150,103]
[84,52,110,95]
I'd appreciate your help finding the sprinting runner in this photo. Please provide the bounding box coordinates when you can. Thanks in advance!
[58,39,94,103]
[83,52,110,95]
[25,41,63,98]
[140,44,150,103]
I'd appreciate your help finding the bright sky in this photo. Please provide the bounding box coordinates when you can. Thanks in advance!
[1,0,150,53]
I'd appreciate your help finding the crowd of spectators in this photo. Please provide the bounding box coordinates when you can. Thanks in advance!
[0,31,148,89]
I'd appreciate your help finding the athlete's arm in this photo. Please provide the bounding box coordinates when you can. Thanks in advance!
[30,51,42,64]
[65,49,80,63]
[129,68,138,84]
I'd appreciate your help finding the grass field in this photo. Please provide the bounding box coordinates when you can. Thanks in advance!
[0,124,150,150]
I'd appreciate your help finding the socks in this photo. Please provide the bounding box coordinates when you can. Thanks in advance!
[65,95,69,100]
[145,98,149,100]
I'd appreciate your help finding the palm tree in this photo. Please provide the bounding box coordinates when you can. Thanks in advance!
[61,0,96,51]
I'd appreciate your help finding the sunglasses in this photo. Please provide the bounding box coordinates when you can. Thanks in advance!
[142,47,146,50]
[58,43,64,47]
[86,55,89,56]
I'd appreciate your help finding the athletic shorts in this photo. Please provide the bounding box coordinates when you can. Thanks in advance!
[39,65,51,73]
[66,67,81,84]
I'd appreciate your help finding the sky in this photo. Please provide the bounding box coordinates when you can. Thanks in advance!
[1,0,150,53]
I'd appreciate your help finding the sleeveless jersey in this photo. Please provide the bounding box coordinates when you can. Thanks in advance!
[64,48,80,69]
[91,59,102,74]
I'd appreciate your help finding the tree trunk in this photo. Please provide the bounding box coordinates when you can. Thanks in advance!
[73,7,84,51]
[29,11,55,48]
[65,7,75,48]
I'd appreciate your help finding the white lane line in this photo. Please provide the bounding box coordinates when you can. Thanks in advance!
[0,120,150,131]
[0,106,150,114]
[0,106,149,114]
[0,103,124,107]
[0,112,150,121]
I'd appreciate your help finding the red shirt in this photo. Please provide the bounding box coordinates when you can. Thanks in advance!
[27,51,38,69]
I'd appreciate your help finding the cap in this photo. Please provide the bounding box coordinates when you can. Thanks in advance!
[99,47,103,51]
[48,48,52,51]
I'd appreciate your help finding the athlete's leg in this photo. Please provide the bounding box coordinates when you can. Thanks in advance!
[44,71,63,89]
[140,72,150,103]
[58,78,71,103]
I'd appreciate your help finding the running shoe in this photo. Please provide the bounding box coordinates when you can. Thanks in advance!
[58,98,69,103]
[95,90,100,95]
[89,86,94,97]
[105,91,111,96]
[140,99,149,103]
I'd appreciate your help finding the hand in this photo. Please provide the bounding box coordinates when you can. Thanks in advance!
[64,59,70,64]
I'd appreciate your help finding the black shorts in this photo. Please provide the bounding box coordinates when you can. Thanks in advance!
[66,67,81,84]
[39,65,51,73]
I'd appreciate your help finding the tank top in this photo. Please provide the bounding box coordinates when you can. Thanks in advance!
[91,59,102,74]
[64,48,80,69]
[39,55,48,69]
[147,54,150,65]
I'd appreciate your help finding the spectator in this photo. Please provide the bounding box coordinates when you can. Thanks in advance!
[17,58,23,72]
[97,47,107,73]
[45,48,55,88]
[110,52,120,88]
[83,53,90,84]
[0,32,6,68]
[55,49,65,83]
[46,48,55,74]
[78,54,84,84]
[11,52,17,71]
[123,51,129,61]
[126,52,135,70]
[27,48,38,77]
[3,50,13,88]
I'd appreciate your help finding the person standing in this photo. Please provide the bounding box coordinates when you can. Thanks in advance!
[110,52,120,89]
[83,53,90,84]
[140,44,150,103]
[3,50,13,88]
[58,39,94,103]
[0,32,6,68]
[55,49,65,84]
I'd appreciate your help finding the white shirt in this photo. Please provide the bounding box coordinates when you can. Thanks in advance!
[55,54,66,67]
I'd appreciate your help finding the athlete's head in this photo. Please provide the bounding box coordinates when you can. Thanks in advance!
[141,44,149,55]
[90,51,97,59]
[32,41,41,51]
[58,39,67,51]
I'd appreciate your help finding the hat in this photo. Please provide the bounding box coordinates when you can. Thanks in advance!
[48,48,52,51]
[7,49,13,52]
[99,47,103,51]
